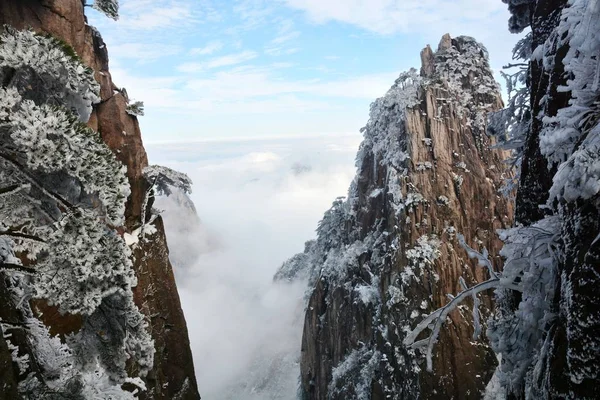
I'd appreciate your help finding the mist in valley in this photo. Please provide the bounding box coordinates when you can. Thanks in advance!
[147,134,360,398]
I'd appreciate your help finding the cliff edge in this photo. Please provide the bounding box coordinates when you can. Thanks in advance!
[0,1,199,398]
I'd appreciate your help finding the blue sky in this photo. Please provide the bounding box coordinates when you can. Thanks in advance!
[88,0,522,143]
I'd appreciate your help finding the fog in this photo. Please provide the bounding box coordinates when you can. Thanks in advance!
[146,134,361,399]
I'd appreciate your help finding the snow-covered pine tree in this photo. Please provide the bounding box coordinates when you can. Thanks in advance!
[91,0,120,20]
[487,34,532,196]
[126,100,145,117]
[0,26,153,397]
[140,165,193,226]
[495,1,600,397]
[143,165,192,197]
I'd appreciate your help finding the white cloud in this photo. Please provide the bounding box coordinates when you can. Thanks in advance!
[264,46,300,56]
[283,0,505,35]
[178,51,258,72]
[122,2,197,30]
[112,59,396,117]
[282,0,520,73]
[184,67,396,101]
[147,135,359,399]
[189,41,224,56]
[231,0,278,30]
[263,19,301,56]
[91,0,521,143]
[270,62,295,68]
[271,19,301,44]
[108,42,183,62]
[272,30,300,44]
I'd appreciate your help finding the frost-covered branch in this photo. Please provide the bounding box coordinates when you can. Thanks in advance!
[0,184,30,197]
[405,215,559,378]
[0,27,100,120]
[457,234,498,279]
[0,152,75,212]
[404,234,522,372]
[126,100,144,117]
[0,230,45,243]
[0,25,153,395]
[143,165,192,196]
[404,278,502,371]
[487,33,532,196]
[140,165,192,225]
[88,0,119,20]
[0,262,36,274]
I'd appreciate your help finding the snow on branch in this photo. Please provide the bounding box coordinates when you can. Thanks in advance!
[0,27,100,121]
[143,165,192,196]
[139,165,193,229]
[404,234,521,372]
[457,234,499,279]
[405,278,501,371]
[0,262,36,275]
[126,100,144,117]
[0,24,153,394]
[487,36,531,197]
[91,0,119,20]
[0,183,30,198]
[404,216,560,379]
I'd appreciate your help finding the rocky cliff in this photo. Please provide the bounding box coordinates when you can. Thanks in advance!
[488,1,600,398]
[0,1,199,398]
[278,35,513,399]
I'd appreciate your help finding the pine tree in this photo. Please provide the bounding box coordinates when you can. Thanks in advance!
[0,26,153,397]
[92,0,119,21]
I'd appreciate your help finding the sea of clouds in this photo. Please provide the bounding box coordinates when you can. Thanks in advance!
[146,133,361,399]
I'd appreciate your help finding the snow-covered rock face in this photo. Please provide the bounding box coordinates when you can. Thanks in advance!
[0,1,200,399]
[490,1,600,398]
[279,34,513,399]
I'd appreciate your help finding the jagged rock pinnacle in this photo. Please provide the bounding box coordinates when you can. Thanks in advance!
[437,32,453,51]
[420,44,435,77]
[283,31,512,399]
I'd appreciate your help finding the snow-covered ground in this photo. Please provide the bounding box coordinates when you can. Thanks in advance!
[146,133,360,399]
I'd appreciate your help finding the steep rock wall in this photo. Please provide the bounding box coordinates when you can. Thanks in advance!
[0,1,199,398]
[279,35,513,399]
[495,1,600,398]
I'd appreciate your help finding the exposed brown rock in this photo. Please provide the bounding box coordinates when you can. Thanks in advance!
[96,93,149,224]
[297,35,513,399]
[419,45,435,77]
[401,74,509,400]
[0,1,200,398]
[131,216,199,400]
[437,33,453,52]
